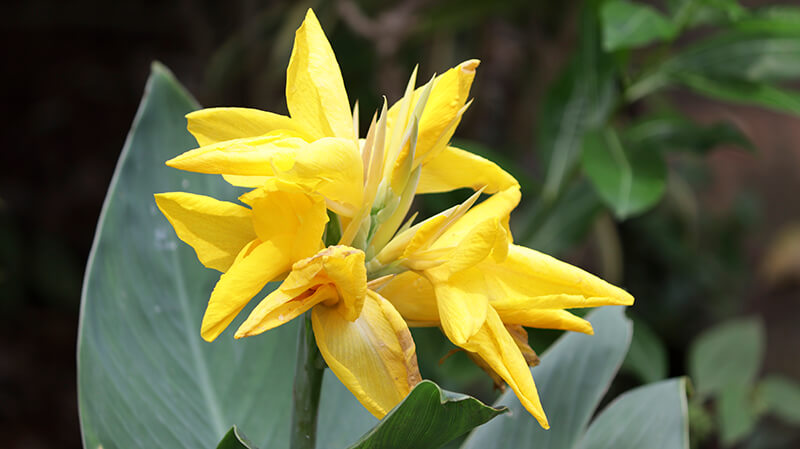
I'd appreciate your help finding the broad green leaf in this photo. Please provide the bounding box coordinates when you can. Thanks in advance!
[344,381,506,449]
[667,0,748,29]
[461,307,633,449]
[77,63,298,449]
[622,316,669,384]
[217,426,258,449]
[581,128,667,219]
[317,370,378,449]
[734,6,800,36]
[576,378,689,449]
[718,384,757,447]
[601,1,677,51]
[758,375,800,425]
[688,318,765,397]
[539,0,617,201]
[676,73,800,116]
[668,32,800,83]
[623,114,752,155]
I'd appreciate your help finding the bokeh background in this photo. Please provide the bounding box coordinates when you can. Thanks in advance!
[2,0,799,448]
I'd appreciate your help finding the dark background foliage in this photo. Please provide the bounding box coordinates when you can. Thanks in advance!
[1,0,799,448]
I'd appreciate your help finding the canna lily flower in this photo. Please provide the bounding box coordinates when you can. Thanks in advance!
[155,7,634,426]
[373,186,634,428]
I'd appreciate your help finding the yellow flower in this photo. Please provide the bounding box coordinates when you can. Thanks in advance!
[374,187,634,428]
[155,8,634,426]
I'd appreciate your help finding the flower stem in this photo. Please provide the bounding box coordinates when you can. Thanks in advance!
[290,312,325,449]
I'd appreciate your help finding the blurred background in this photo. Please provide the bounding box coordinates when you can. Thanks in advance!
[2,0,799,447]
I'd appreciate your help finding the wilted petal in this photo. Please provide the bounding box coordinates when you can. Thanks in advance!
[201,239,290,341]
[186,107,311,146]
[312,290,421,418]
[154,192,255,272]
[417,146,519,195]
[286,9,354,140]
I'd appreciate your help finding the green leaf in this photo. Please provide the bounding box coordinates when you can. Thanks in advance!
[622,316,669,384]
[344,380,506,449]
[539,1,617,201]
[77,63,298,448]
[317,371,379,449]
[676,72,800,116]
[575,378,689,449]
[581,128,667,219]
[758,375,800,425]
[717,384,757,447]
[623,114,752,155]
[461,307,633,449]
[217,426,259,449]
[687,317,765,397]
[668,32,800,83]
[667,0,748,29]
[601,1,677,51]
[734,6,800,36]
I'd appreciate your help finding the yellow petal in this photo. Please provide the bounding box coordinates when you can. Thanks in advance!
[429,268,489,345]
[387,60,479,163]
[186,107,311,146]
[433,186,521,249]
[238,245,367,337]
[312,290,421,418]
[276,137,364,216]
[247,187,328,261]
[222,174,270,188]
[481,244,635,303]
[442,218,506,274]
[379,271,439,323]
[154,192,255,272]
[459,307,549,428]
[165,133,306,175]
[201,239,290,341]
[417,146,519,194]
[493,308,595,335]
[235,284,338,337]
[286,9,354,140]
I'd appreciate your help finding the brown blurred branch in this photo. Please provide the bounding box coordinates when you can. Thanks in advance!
[336,0,434,96]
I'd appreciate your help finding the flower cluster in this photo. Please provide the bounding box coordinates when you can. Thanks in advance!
[155,9,633,428]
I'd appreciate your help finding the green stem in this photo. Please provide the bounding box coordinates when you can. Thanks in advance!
[289,313,325,449]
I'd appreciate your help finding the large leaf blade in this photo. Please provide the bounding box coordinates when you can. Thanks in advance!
[687,317,765,397]
[77,63,297,449]
[581,128,667,219]
[538,0,617,201]
[575,378,689,449]
[601,0,677,51]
